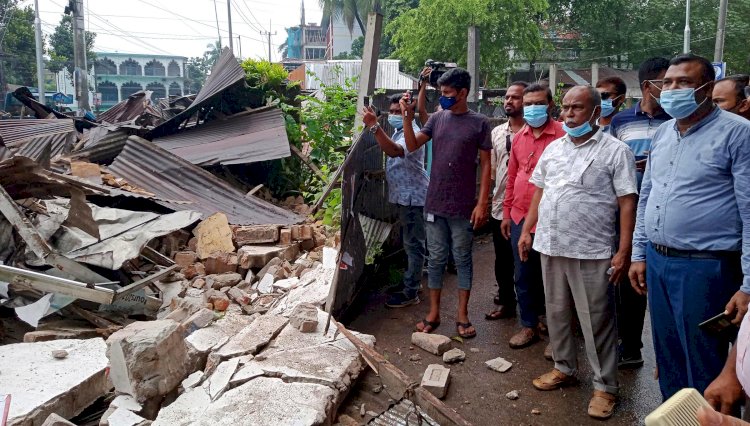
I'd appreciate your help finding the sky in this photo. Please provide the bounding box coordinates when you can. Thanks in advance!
[30,0,324,61]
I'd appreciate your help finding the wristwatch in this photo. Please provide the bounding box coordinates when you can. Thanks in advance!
[368,123,380,134]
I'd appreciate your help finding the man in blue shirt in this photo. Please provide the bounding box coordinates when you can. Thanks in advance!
[362,95,430,308]
[609,57,671,370]
[629,54,750,400]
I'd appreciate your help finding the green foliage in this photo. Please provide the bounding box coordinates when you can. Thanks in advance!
[388,0,548,86]
[47,14,97,75]
[1,3,37,86]
[242,58,292,97]
[185,57,209,94]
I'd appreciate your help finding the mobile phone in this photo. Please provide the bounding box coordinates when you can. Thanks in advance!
[363,96,370,107]
[698,311,739,337]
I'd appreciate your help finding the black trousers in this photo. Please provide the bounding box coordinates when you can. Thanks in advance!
[491,217,516,306]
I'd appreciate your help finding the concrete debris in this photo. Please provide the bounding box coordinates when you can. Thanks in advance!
[181,371,204,391]
[193,213,235,260]
[182,308,215,333]
[409,354,422,361]
[206,358,240,400]
[485,356,513,373]
[289,302,318,332]
[411,332,452,356]
[212,314,288,360]
[256,273,275,294]
[205,273,242,289]
[506,390,520,400]
[107,319,191,402]
[41,413,76,426]
[51,349,69,359]
[421,364,451,399]
[442,348,466,364]
[1,339,110,426]
[111,395,143,412]
[104,407,148,426]
[204,252,238,275]
[232,225,280,245]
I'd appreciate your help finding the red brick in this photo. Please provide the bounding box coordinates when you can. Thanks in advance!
[279,228,293,245]
[233,225,280,245]
[204,252,238,275]
[183,262,205,280]
[173,251,197,268]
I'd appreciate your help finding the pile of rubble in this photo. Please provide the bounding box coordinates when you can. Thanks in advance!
[0,46,386,426]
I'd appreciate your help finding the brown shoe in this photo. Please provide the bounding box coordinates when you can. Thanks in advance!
[509,327,539,349]
[588,390,617,419]
[532,368,578,391]
[543,343,553,361]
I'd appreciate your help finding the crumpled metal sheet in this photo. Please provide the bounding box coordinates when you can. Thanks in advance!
[152,107,291,166]
[37,200,201,270]
[0,119,77,161]
[97,90,163,126]
[108,136,302,225]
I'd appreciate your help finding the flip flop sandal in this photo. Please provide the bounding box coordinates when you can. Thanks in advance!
[416,319,440,333]
[456,321,477,338]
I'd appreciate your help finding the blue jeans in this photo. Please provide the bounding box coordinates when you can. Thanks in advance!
[510,219,545,328]
[399,205,426,298]
[426,215,473,290]
[646,243,741,400]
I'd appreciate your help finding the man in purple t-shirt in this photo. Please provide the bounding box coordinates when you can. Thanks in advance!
[400,68,492,338]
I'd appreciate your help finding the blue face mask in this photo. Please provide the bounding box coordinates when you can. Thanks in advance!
[523,105,549,128]
[388,114,403,129]
[439,95,457,110]
[600,96,622,118]
[658,82,709,119]
[563,109,598,138]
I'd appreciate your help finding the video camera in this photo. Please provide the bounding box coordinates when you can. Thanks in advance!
[423,59,458,87]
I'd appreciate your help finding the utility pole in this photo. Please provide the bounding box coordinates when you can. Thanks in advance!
[591,62,599,85]
[227,0,234,52]
[683,0,691,53]
[354,12,383,129]
[261,21,276,62]
[237,35,242,59]
[548,63,558,96]
[213,0,222,47]
[714,0,729,62]
[33,0,44,103]
[467,26,479,103]
[69,0,90,113]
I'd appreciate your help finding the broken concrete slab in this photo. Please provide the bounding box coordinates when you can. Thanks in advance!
[206,358,240,400]
[105,407,148,426]
[442,348,466,364]
[212,314,288,360]
[193,213,235,260]
[107,319,190,402]
[269,265,333,316]
[181,371,204,391]
[2,338,110,426]
[256,273,275,294]
[182,308,215,333]
[153,377,336,426]
[41,413,76,426]
[485,356,513,373]
[411,332,452,356]
[273,277,300,292]
[237,245,287,269]
[111,395,142,413]
[229,363,264,387]
[289,303,318,332]
[421,364,451,399]
[185,311,256,355]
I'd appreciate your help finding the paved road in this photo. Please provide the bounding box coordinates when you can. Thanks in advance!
[346,234,661,425]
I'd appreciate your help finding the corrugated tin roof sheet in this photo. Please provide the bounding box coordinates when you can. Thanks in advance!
[97,90,163,125]
[0,119,76,161]
[72,129,130,164]
[149,48,247,138]
[152,107,291,166]
[108,136,301,225]
[304,60,417,90]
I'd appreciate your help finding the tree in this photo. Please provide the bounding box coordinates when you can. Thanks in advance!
[0,2,37,86]
[319,0,383,35]
[47,14,96,75]
[185,56,209,94]
[388,0,548,86]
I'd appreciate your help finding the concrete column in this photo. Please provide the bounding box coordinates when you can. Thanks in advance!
[549,64,558,95]
[355,12,383,129]
[467,26,480,103]
[115,81,121,102]
[591,62,599,86]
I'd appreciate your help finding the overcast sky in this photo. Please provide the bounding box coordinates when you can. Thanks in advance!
[31,0,323,61]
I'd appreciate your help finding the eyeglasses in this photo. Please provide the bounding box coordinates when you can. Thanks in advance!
[647,79,664,89]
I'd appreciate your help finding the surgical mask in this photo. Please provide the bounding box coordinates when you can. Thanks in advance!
[658,82,710,119]
[600,96,622,117]
[439,95,457,110]
[388,114,403,129]
[563,109,598,138]
[523,105,549,128]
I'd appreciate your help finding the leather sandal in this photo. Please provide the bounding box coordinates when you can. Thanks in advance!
[509,327,539,349]
[532,368,578,391]
[456,322,476,338]
[415,318,440,333]
[588,390,617,419]
[485,306,516,320]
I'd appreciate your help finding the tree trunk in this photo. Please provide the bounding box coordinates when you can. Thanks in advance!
[354,8,366,35]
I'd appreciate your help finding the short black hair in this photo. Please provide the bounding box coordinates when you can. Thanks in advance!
[638,57,670,83]
[509,80,529,89]
[389,93,402,104]
[524,83,553,102]
[669,54,715,84]
[437,68,471,92]
[596,76,627,97]
[717,74,750,102]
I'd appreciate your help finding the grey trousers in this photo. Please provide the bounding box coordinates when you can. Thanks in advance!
[540,254,619,395]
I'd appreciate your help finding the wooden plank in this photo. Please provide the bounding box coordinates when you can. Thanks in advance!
[289,144,325,180]
[334,321,472,426]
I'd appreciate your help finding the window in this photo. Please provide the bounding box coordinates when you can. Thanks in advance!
[146,82,166,100]
[120,81,143,99]
[305,47,326,60]
[144,60,166,76]
[94,57,117,75]
[168,82,182,97]
[167,60,181,77]
[98,81,118,103]
[119,59,142,76]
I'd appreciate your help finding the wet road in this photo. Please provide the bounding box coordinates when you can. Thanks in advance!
[346,234,661,425]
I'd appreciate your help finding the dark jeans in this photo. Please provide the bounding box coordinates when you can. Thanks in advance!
[646,242,740,400]
[616,274,648,354]
[510,218,545,328]
[491,217,516,306]
[426,215,473,290]
[399,205,425,298]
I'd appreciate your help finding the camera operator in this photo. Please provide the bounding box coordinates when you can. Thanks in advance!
[401,68,492,338]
